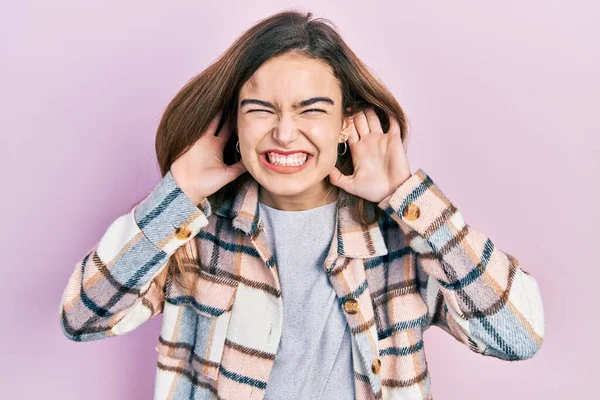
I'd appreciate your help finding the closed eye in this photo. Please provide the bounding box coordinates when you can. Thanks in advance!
[303,109,326,113]
[248,109,272,113]
[247,109,326,114]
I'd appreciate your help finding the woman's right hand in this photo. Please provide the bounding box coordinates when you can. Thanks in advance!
[170,111,247,204]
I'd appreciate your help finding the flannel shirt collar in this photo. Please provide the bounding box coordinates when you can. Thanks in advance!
[214,176,388,260]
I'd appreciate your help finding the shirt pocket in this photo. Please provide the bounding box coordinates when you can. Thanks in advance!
[159,269,239,381]
[372,288,430,384]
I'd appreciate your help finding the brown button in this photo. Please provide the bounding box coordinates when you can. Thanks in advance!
[343,298,359,314]
[175,226,191,240]
[371,358,382,374]
[402,204,420,221]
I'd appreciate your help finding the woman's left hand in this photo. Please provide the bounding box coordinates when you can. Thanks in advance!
[328,108,412,203]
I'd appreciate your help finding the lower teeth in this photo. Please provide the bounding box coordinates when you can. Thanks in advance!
[271,162,304,167]
[268,157,307,167]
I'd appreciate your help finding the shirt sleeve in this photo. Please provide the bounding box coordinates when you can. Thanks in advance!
[377,168,545,360]
[59,170,212,342]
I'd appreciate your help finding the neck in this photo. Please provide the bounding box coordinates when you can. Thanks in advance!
[258,180,339,211]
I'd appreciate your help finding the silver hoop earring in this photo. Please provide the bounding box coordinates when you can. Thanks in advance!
[236,140,240,153]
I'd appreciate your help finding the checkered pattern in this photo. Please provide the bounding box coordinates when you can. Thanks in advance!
[59,168,545,399]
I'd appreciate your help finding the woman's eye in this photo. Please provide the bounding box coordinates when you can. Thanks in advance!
[303,109,325,114]
[248,109,324,114]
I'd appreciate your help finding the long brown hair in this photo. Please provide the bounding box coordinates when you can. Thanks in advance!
[148,9,411,301]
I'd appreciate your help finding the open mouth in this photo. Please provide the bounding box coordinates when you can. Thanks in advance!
[260,152,313,173]
[265,152,309,166]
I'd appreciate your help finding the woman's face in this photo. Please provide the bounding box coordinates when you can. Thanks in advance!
[236,52,350,210]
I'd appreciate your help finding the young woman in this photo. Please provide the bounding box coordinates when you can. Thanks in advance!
[59,10,545,400]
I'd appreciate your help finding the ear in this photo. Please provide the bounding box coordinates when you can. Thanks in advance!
[340,113,354,143]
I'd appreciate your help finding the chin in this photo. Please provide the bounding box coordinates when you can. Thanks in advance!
[258,177,314,196]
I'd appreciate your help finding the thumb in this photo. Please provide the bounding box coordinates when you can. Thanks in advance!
[226,160,248,181]
[329,167,352,192]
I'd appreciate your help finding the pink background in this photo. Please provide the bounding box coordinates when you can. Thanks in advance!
[2,1,596,398]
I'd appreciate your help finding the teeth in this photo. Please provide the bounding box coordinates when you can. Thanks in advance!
[267,152,308,167]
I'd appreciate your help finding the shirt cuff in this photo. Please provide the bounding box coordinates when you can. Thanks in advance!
[377,168,453,239]
[133,170,212,251]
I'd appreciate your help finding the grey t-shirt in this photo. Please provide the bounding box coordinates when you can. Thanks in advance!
[259,200,355,400]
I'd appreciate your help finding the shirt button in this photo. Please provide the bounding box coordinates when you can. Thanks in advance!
[175,226,192,240]
[371,358,382,374]
[343,298,360,314]
[402,204,420,221]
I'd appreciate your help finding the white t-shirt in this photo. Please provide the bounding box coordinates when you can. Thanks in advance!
[259,200,355,400]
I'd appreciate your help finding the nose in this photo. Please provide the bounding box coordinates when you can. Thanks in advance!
[271,116,299,147]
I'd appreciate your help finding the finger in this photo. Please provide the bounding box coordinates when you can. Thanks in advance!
[328,167,353,192]
[365,108,382,134]
[353,110,370,137]
[387,113,401,135]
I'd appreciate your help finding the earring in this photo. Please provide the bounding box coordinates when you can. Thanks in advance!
[338,134,348,156]
[236,140,240,153]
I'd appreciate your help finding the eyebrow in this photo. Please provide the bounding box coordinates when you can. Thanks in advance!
[239,96,335,109]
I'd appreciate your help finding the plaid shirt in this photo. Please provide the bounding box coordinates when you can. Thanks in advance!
[59,168,545,399]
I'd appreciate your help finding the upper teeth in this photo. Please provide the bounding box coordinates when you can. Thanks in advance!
[267,152,308,166]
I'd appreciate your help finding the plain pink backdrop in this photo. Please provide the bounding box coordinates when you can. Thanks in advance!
[2,1,596,398]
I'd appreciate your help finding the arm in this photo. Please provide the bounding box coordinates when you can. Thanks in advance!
[59,170,211,341]
[377,169,545,361]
